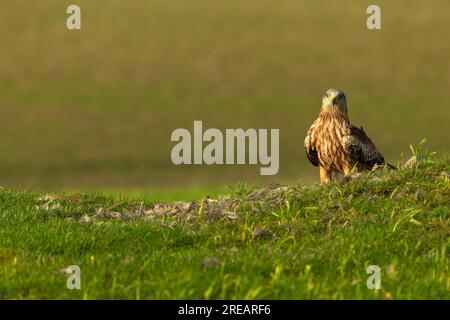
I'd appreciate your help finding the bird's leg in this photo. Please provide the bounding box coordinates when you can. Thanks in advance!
[319,166,332,183]
[343,163,358,176]
[343,165,353,176]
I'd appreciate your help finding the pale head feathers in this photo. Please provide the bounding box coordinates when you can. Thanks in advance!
[320,88,348,119]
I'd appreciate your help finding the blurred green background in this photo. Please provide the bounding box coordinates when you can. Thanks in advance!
[0,0,448,190]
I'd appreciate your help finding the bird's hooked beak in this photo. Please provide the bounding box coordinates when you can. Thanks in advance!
[327,93,337,107]
[331,96,337,106]
[329,91,343,106]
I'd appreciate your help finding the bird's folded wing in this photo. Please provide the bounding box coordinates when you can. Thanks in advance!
[343,126,385,167]
[304,136,319,167]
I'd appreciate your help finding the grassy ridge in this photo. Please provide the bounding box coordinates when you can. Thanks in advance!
[0,155,448,299]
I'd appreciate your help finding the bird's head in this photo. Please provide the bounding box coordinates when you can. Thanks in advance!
[321,88,348,116]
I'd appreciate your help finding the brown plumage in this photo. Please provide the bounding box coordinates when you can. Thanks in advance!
[304,88,394,183]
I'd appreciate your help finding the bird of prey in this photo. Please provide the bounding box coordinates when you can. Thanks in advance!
[304,88,394,183]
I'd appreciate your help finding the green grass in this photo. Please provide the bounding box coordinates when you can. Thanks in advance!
[0,1,449,299]
[1,155,448,299]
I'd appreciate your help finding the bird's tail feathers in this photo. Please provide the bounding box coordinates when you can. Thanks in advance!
[385,162,397,170]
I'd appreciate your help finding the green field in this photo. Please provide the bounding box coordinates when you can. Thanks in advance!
[0,1,449,300]
[0,0,449,189]
[0,154,449,299]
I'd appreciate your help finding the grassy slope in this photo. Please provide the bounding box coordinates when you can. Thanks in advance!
[0,156,448,299]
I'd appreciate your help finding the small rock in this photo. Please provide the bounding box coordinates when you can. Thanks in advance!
[253,227,271,239]
[370,176,383,184]
[415,190,421,201]
[329,204,340,210]
[80,215,92,223]
[403,155,425,168]
[175,201,197,213]
[439,172,449,180]
[59,267,74,275]
[152,204,168,215]
[201,257,220,269]
[207,209,222,220]
[123,256,134,265]
[340,172,363,183]
[37,194,58,201]
[109,211,122,219]
[225,211,239,220]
